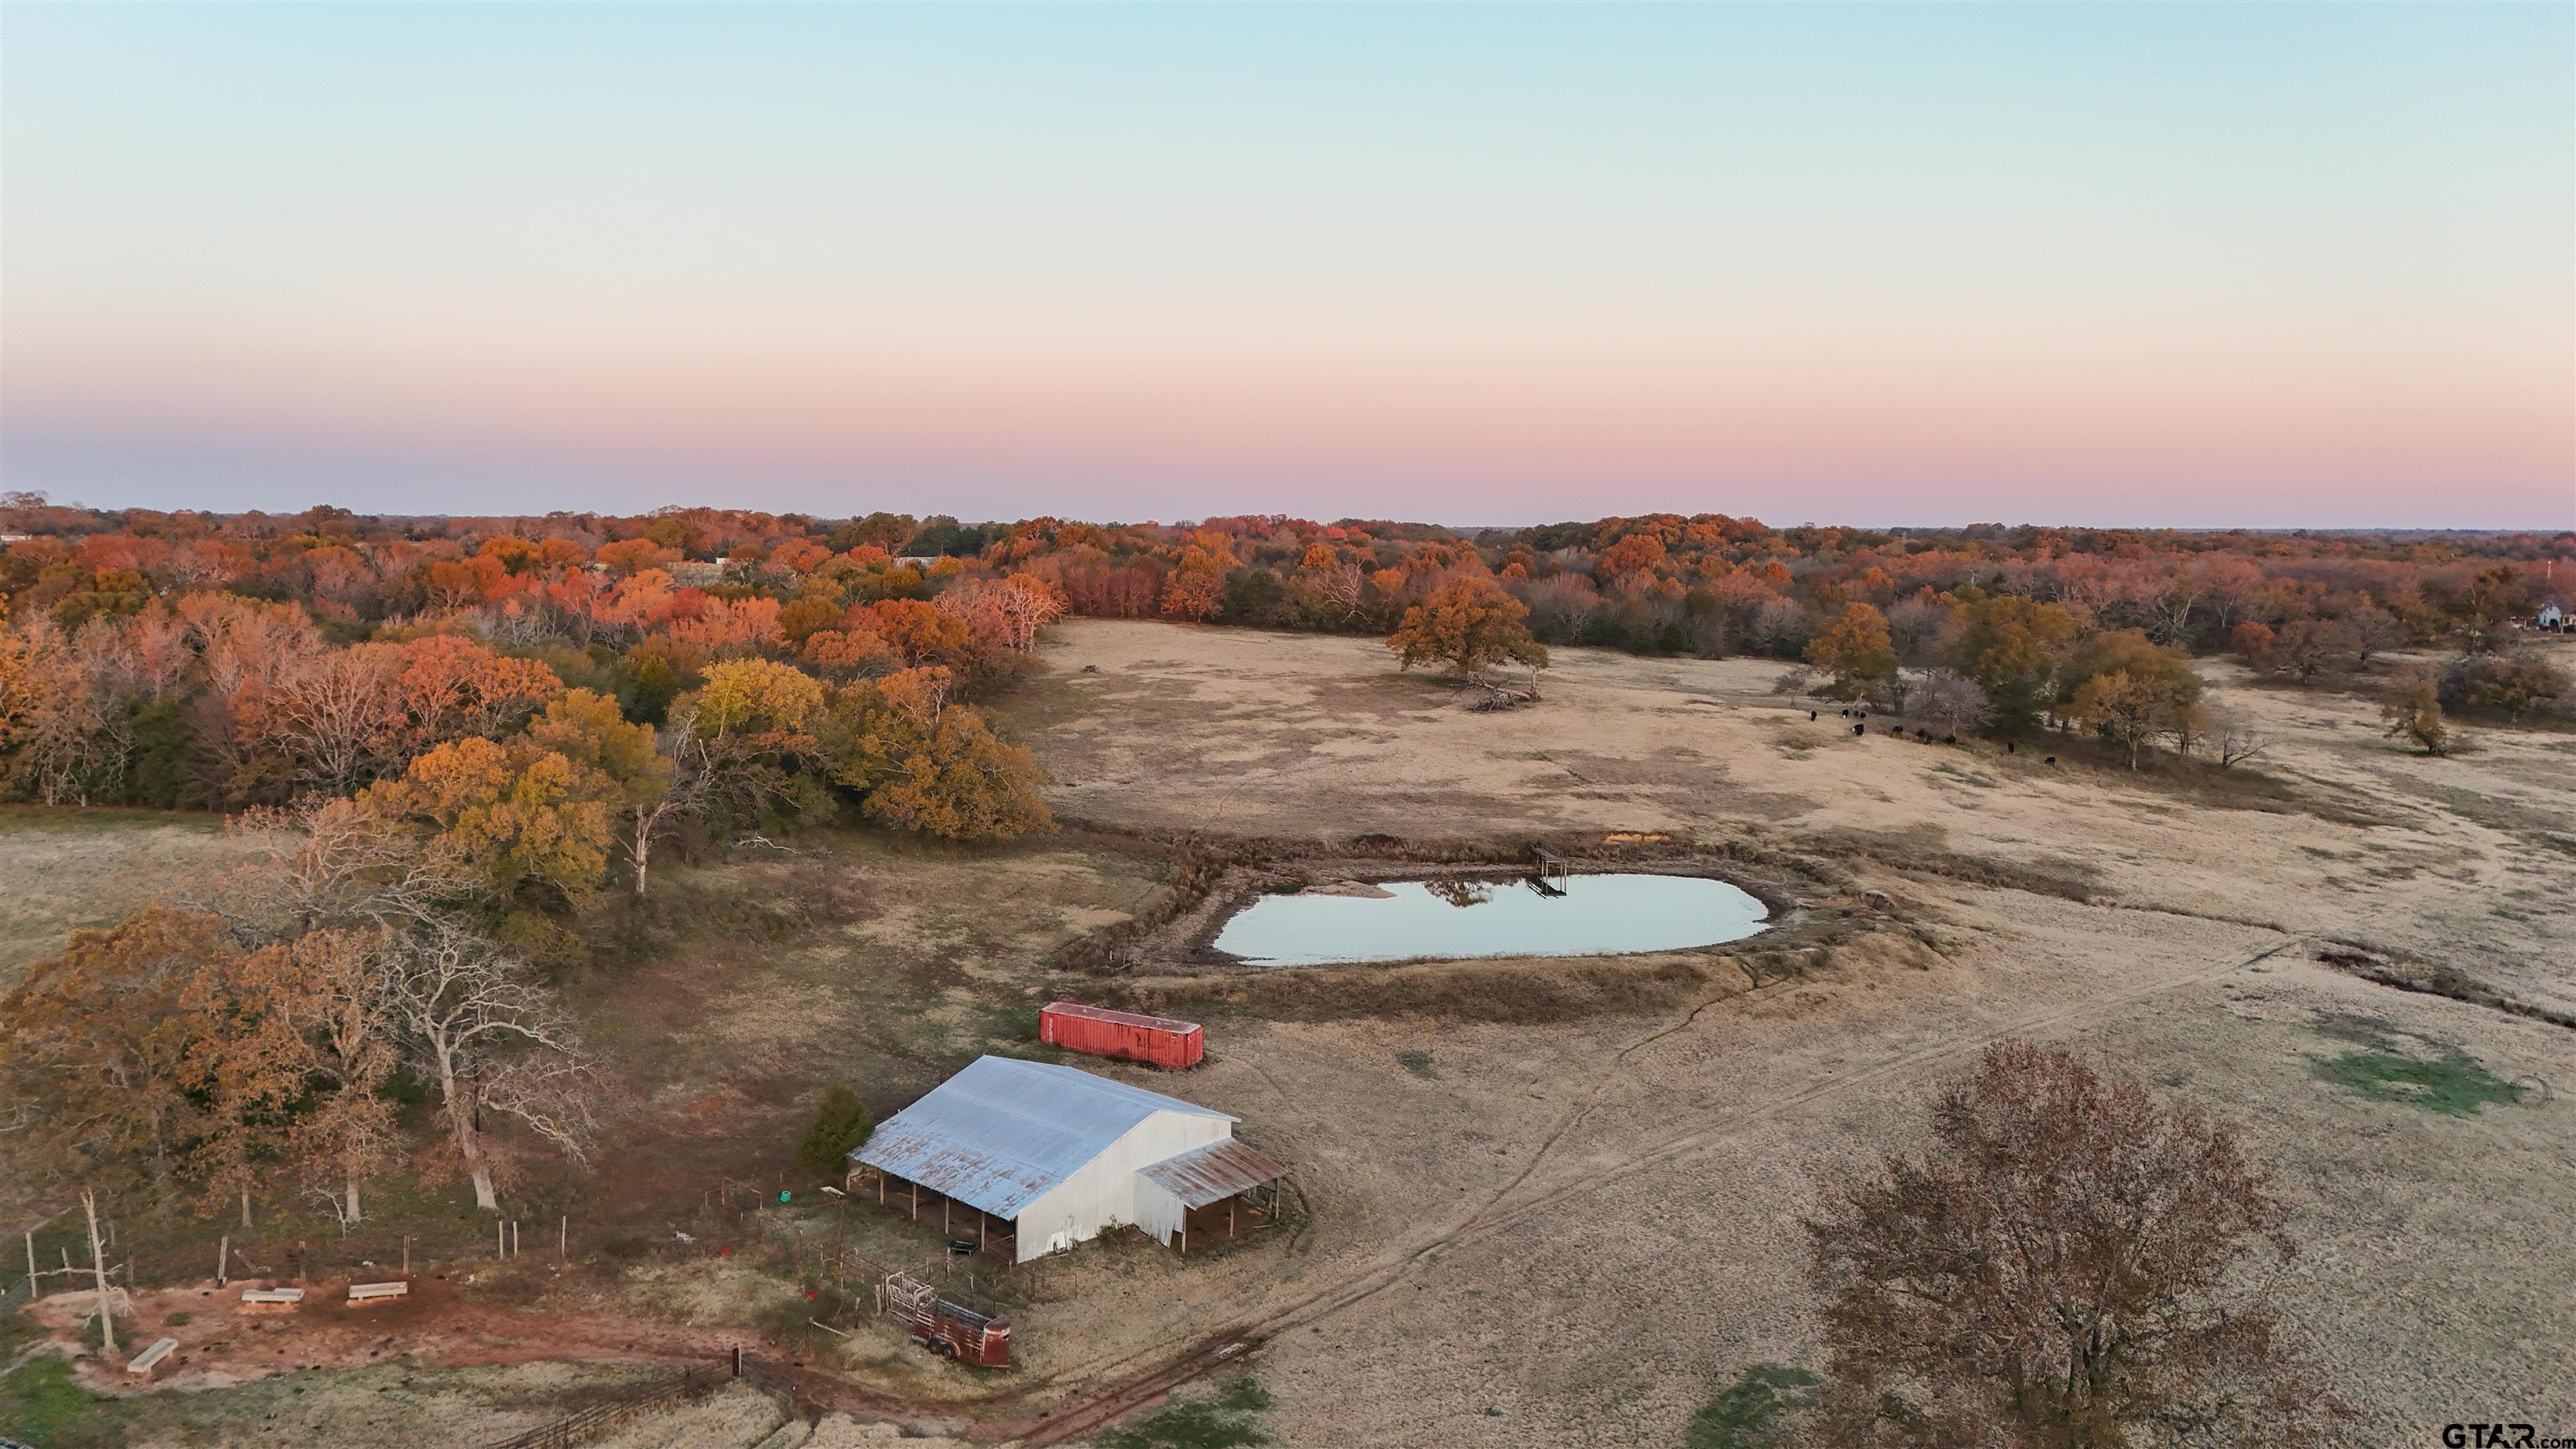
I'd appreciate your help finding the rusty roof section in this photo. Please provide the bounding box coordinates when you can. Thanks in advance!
[854,1056,1234,1219]
[1135,1138,1291,1209]
[1043,1001,1202,1035]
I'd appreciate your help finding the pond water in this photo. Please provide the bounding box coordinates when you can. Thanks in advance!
[1210,872,1770,967]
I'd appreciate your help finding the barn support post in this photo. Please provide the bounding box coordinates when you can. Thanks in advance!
[911,1181,919,1221]
[943,1197,950,1234]
[1229,1197,1237,1240]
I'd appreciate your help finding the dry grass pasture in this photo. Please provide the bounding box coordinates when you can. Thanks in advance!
[0,808,261,989]
[6,621,2572,1446]
[989,622,2576,1445]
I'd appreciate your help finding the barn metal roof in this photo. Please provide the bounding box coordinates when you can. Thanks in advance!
[854,1056,1236,1220]
[1135,1139,1291,1209]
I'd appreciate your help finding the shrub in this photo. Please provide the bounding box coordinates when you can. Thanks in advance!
[1688,1363,1821,1449]
[2437,651,2569,723]
[795,1083,874,1179]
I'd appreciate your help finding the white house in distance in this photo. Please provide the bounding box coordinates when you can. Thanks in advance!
[849,1056,1290,1264]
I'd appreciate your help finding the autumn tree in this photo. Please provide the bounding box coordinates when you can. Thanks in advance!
[2381,670,2450,755]
[0,616,141,803]
[362,735,626,909]
[2066,669,2195,769]
[2265,619,2350,683]
[800,626,897,681]
[826,667,1051,839]
[2059,629,2204,767]
[1947,594,2076,739]
[1803,603,1898,705]
[1158,560,1227,623]
[179,929,397,1225]
[0,907,231,1189]
[936,572,1064,654]
[2423,564,2526,654]
[1386,575,1549,698]
[1802,1041,2340,1448]
[672,657,834,834]
[2227,620,2274,667]
[0,598,34,754]
[2438,651,2569,723]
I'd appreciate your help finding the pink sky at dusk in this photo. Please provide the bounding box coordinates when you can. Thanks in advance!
[4,4,2570,527]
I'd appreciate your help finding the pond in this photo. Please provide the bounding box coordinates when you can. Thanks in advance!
[1209,872,1771,968]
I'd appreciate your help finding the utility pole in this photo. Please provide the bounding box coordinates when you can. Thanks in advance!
[81,1187,114,1356]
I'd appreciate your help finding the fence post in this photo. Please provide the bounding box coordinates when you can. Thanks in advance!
[81,1187,114,1356]
[24,1231,35,1301]
[217,1233,228,1289]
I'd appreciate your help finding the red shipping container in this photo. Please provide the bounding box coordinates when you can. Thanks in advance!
[1039,1002,1205,1069]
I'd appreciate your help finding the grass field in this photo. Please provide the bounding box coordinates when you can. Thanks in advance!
[5,621,2573,1446]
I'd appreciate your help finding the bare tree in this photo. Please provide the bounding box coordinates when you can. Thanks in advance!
[934,574,1062,654]
[268,646,405,794]
[626,705,719,898]
[209,794,476,941]
[380,923,594,1212]
[1770,665,1820,699]
[2343,601,2404,669]
[2210,714,2272,770]
[1800,1041,2342,1448]
[1913,669,1992,736]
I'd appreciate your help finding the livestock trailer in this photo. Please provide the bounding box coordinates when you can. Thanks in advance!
[909,1299,1013,1368]
[1039,1002,1204,1069]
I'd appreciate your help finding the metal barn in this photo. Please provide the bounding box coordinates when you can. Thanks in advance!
[849,1056,1288,1264]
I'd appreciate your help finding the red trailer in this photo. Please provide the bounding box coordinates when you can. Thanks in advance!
[909,1299,1012,1368]
[1039,1002,1205,1069]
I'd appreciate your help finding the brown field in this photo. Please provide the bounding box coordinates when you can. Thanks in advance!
[7,620,2573,1446]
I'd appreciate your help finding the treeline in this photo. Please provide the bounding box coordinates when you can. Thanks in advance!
[4,496,2566,799]
[0,504,1077,1216]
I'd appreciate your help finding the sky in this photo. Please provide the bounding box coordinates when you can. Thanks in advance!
[3,3,2571,530]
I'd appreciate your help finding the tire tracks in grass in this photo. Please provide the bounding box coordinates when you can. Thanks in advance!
[1008,927,2310,1443]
